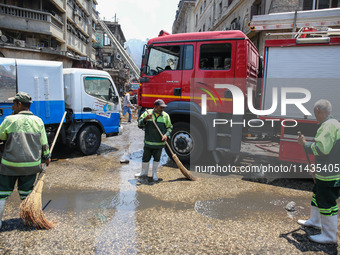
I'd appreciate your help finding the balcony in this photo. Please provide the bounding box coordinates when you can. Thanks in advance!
[75,0,90,15]
[0,4,64,42]
[50,0,65,13]
[66,5,89,36]
[67,33,87,55]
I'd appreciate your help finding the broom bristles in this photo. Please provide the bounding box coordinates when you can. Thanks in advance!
[19,174,54,229]
[172,154,199,181]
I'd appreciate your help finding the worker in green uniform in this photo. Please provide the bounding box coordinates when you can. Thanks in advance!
[0,92,51,228]
[135,99,172,181]
[297,99,340,244]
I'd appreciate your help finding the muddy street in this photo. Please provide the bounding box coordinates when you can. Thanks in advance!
[0,113,338,254]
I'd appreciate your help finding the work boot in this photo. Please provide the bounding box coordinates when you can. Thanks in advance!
[309,214,338,244]
[135,162,149,177]
[0,199,6,229]
[298,206,321,229]
[152,161,159,181]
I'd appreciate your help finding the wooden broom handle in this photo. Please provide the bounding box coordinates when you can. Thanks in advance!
[35,111,67,183]
[151,118,174,155]
[49,111,67,154]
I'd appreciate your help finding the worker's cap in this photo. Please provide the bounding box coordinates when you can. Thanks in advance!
[8,91,32,103]
[154,99,167,107]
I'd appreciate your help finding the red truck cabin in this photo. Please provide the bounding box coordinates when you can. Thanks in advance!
[139,30,259,114]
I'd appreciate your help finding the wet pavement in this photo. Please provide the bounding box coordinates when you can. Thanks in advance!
[0,110,339,254]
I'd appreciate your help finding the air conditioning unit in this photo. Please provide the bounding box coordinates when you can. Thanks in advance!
[74,9,80,16]
[14,39,25,47]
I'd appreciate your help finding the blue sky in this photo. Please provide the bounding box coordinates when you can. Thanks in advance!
[96,0,180,41]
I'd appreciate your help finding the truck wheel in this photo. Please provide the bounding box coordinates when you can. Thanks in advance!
[77,125,101,155]
[166,122,204,164]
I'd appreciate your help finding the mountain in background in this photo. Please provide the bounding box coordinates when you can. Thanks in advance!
[125,39,147,69]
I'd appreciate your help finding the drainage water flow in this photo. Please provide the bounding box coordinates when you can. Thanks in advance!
[95,157,139,254]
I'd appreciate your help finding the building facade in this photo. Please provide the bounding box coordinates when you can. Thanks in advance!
[173,0,340,55]
[0,0,100,67]
[94,20,130,95]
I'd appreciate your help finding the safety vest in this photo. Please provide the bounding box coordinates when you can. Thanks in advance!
[305,117,340,187]
[0,111,50,176]
[138,109,173,149]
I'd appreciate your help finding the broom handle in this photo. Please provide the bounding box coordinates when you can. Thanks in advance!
[151,118,174,155]
[298,131,316,184]
[49,111,67,155]
[36,111,67,181]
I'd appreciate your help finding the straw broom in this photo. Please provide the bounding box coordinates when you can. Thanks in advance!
[152,119,198,181]
[20,111,67,229]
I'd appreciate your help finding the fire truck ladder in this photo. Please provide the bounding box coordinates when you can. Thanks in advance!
[98,20,140,79]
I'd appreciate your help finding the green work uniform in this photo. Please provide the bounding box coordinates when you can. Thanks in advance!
[0,111,50,200]
[304,117,340,216]
[138,109,172,162]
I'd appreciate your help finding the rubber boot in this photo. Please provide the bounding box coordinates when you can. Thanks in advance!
[0,199,6,229]
[152,161,159,181]
[297,206,321,229]
[135,162,149,177]
[309,214,338,244]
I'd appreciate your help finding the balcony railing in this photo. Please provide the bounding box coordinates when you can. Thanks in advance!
[0,4,64,42]
[0,3,48,21]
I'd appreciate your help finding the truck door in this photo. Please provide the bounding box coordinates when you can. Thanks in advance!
[194,41,237,114]
[81,75,120,134]
[141,44,183,108]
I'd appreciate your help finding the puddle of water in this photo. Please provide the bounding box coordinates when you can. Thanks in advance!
[43,187,192,212]
[194,192,308,220]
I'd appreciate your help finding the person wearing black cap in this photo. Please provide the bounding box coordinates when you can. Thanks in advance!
[136,99,172,181]
[0,92,51,228]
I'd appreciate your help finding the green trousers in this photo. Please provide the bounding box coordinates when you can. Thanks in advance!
[142,146,163,163]
[311,184,340,216]
[0,174,36,200]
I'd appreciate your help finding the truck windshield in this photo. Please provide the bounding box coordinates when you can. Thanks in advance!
[0,58,16,103]
[84,77,117,103]
[146,45,180,75]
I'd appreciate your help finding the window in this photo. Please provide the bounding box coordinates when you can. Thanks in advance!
[0,58,16,103]
[146,46,180,75]
[103,34,111,46]
[199,43,232,70]
[84,77,117,103]
[183,45,194,70]
[303,0,338,10]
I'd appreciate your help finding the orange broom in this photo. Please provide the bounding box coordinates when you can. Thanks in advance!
[152,119,198,181]
[20,111,67,229]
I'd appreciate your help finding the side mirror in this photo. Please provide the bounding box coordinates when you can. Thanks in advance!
[108,87,113,100]
[112,95,119,104]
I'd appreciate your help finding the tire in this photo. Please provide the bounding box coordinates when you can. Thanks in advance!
[166,122,204,164]
[77,125,101,155]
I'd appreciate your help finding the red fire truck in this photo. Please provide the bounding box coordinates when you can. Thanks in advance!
[138,30,260,163]
[261,32,340,164]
